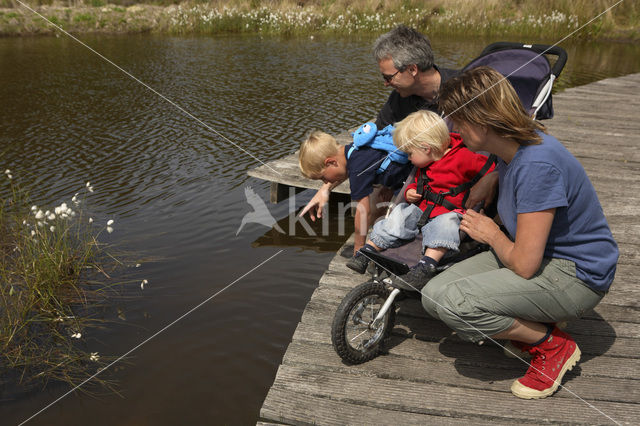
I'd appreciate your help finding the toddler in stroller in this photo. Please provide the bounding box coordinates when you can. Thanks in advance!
[346,110,495,291]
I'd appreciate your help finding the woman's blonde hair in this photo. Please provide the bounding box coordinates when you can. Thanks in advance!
[439,66,545,145]
[299,131,340,179]
[393,110,450,159]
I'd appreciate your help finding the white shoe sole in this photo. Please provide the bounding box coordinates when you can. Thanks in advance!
[510,345,581,399]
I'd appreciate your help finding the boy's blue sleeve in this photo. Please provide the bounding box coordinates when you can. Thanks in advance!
[347,150,380,200]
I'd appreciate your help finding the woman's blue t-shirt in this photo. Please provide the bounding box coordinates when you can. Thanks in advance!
[497,131,618,292]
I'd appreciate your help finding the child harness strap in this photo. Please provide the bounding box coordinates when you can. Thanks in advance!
[415,154,497,228]
[347,122,409,174]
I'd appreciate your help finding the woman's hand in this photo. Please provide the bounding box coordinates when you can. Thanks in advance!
[405,188,422,203]
[465,171,498,209]
[460,209,501,245]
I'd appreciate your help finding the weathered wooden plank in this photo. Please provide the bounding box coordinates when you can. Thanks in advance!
[302,290,640,340]
[291,319,640,380]
[281,339,640,404]
[248,158,352,196]
[260,387,509,426]
[318,263,640,309]
[311,272,640,326]
[298,295,640,359]
[271,364,635,424]
[552,92,640,106]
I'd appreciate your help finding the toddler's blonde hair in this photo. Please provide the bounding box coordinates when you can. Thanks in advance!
[393,110,450,159]
[299,131,340,179]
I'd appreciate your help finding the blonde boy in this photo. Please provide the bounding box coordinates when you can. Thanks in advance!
[299,130,412,259]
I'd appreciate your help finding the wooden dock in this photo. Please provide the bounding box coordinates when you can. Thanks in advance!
[255,73,640,424]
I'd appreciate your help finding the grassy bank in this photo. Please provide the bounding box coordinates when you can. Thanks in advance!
[0,0,638,41]
[0,173,127,390]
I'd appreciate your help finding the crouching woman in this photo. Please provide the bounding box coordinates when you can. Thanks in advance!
[423,66,619,399]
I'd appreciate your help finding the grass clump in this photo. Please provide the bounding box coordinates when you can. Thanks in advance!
[73,12,95,23]
[0,171,124,391]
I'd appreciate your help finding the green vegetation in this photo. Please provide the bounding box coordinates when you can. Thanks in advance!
[0,172,126,390]
[0,0,638,40]
[73,12,95,23]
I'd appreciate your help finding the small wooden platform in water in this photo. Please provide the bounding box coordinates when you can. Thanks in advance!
[255,73,640,424]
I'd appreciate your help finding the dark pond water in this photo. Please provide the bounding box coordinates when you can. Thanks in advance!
[0,32,639,425]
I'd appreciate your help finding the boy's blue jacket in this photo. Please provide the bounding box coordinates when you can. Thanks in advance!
[347,122,409,174]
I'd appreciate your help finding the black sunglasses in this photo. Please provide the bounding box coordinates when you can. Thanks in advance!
[382,68,402,83]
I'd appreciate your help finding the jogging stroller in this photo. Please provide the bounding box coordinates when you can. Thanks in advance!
[331,42,568,364]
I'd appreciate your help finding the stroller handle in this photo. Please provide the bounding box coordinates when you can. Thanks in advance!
[479,42,568,78]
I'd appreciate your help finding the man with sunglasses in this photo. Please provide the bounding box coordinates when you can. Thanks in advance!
[300,25,457,222]
[374,25,459,128]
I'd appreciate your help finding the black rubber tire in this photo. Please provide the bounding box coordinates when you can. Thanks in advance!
[331,281,396,364]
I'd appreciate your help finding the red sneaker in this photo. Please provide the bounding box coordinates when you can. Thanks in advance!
[503,340,532,360]
[511,327,581,399]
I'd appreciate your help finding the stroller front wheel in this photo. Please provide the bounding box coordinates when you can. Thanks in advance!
[331,281,396,364]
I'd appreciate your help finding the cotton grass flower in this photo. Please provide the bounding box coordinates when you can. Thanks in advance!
[140,279,148,289]
[71,332,82,339]
[106,226,113,234]
[34,210,44,220]
[50,226,55,232]
[107,219,114,226]
[89,352,100,362]
[89,217,93,224]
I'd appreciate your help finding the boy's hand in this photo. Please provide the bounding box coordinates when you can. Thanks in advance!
[405,188,422,203]
[299,185,330,221]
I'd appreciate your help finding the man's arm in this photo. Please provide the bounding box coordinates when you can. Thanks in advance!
[465,170,498,209]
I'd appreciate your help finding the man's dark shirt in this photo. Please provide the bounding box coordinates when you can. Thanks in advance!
[375,65,459,128]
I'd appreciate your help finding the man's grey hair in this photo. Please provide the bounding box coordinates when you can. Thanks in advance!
[373,25,434,72]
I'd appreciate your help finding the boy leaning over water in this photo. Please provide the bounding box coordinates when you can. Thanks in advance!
[352,110,494,289]
[298,130,412,262]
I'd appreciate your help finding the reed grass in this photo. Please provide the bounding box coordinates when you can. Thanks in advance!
[1,0,638,40]
[0,172,122,391]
